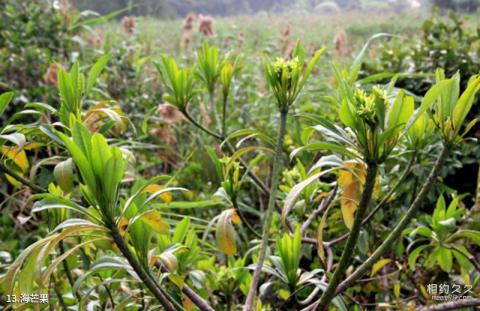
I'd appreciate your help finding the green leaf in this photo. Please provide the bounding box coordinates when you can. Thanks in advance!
[452,247,474,271]
[52,218,105,232]
[452,75,480,133]
[387,91,414,132]
[57,131,97,193]
[226,146,273,173]
[224,129,276,148]
[371,258,392,276]
[298,47,325,90]
[446,230,480,246]
[277,227,302,288]
[404,79,452,133]
[436,246,452,272]
[54,158,75,193]
[32,196,98,221]
[282,168,335,224]
[173,217,190,243]
[85,54,111,96]
[290,142,358,159]
[0,92,14,116]
[73,256,132,293]
[349,33,395,81]
[408,245,430,270]
[17,249,40,294]
[0,132,26,148]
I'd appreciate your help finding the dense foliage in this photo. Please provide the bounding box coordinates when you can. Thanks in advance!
[0,2,479,311]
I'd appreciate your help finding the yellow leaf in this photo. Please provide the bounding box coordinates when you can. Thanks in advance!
[370,258,392,276]
[5,174,21,187]
[419,284,429,299]
[183,295,194,311]
[406,301,416,311]
[394,283,401,298]
[143,184,173,203]
[337,161,366,230]
[149,255,159,268]
[254,298,263,311]
[168,274,184,289]
[216,209,239,256]
[118,217,129,237]
[231,210,242,225]
[1,146,29,172]
[139,210,170,234]
[277,288,290,300]
[23,143,42,150]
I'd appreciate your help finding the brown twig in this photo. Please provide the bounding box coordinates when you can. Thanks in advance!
[300,187,338,236]
[418,299,480,311]
[155,260,214,311]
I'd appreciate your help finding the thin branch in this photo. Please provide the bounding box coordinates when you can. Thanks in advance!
[243,109,289,311]
[313,163,378,310]
[334,146,449,296]
[418,299,480,311]
[0,162,45,193]
[300,187,338,236]
[155,260,214,311]
[108,223,177,311]
[233,198,262,238]
[58,241,80,302]
[52,275,69,311]
[97,274,116,309]
[182,284,215,311]
[326,155,415,246]
[222,94,228,137]
[182,108,223,140]
[181,108,297,234]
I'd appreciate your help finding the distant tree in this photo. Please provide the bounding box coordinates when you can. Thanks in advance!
[334,0,361,9]
[432,0,479,12]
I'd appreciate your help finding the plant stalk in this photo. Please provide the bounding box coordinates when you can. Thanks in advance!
[183,108,223,140]
[108,223,177,311]
[58,241,80,302]
[182,284,215,311]
[326,154,415,246]
[155,260,214,311]
[243,109,288,311]
[181,108,296,234]
[52,275,68,311]
[419,298,480,311]
[314,162,378,310]
[334,146,448,297]
[0,162,45,193]
[222,94,228,136]
[209,90,221,131]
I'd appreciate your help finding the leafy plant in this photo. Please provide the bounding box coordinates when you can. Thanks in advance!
[244,43,324,311]
[406,195,480,273]
[57,55,111,125]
